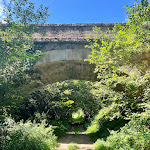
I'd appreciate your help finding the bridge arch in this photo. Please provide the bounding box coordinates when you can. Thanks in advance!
[32,23,125,84]
[33,60,97,84]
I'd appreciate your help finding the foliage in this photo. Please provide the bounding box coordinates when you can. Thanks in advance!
[71,108,85,123]
[14,79,136,137]
[94,140,109,150]
[2,0,50,24]
[68,143,80,150]
[0,1,149,150]
[0,0,50,84]
[86,73,150,141]
[0,0,50,118]
[0,117,58,150]
[85,0,150,143]
[14,79,128,120]
[86,103,120,134]
[86,0,150,79]
[104,74,150,116]
[125,0,150,24]
[86,103,128,141]
[14,80,103,122]
[51,120,71,136]
[9,79,124,136]
[94,110,150,150]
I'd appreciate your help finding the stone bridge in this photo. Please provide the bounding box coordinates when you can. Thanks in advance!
[32,23,125,84]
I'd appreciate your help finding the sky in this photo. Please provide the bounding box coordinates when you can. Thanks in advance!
[33,0,136,23]
[0,0,137,23]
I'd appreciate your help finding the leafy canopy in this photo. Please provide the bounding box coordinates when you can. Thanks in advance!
[86,0,150,80]
[0,0,50,112]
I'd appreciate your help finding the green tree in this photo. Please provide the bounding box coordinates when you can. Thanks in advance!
[86,1,150,146]
[86,0,150,80]
[0,0,50,115]
[86,0,150,133]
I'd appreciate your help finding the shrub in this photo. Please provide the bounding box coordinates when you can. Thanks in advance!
[68,143,80,150]
[0,117,58,150]
[11,80,126,123]
[17,89,73,121]
[94,140,109,150]
[14,80,103,122]
[94,110,150,150]
[86,103,128,141]
[71,108,85,123]
[86,103,121,134]
[51,120,71,136]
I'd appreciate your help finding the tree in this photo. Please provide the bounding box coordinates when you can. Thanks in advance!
[86,0,150,119]
[86,0,150,80]
[0,0,50,114]
[85,2,150,147]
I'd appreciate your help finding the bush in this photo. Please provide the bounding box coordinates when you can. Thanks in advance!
[94,140,109,150]
[0,117,58,150]
[11,80,126,124]
[16,89,73,121]
[86,103,129,141]
[51,120,71,136]
[14,80,104,122]
[68,143,80,150]
[71,108,85,123]
[94,110,150,150]
[86,103,120,134]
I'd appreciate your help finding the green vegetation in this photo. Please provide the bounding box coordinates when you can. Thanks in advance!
[68,143,80,150]
[86,0,150,79]
[85,0,150,149]
[0,0,50,119]
[71,108,85,123]
[0,117,58,150]
[0,0,150,150]
[14,80,102,123]
[0,0,57,149]
[94,111,150,150]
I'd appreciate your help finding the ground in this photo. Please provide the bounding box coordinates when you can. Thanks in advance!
[56,125,94,150]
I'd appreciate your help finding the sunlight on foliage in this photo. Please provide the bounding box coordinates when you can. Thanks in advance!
[0,117,58,150]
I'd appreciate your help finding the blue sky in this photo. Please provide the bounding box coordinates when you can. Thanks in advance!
[0,0,137,23]
[32,0,136,23]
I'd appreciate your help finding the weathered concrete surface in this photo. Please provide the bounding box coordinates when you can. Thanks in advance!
[33,23,126,42]
[32,60,97,84]
[32,23,125,84]
[36,48,91,65]
[34,23,126,64]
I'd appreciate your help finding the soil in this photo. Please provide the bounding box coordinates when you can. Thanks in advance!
[56,125,94,150]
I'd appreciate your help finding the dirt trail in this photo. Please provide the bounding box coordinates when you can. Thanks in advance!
[56,126,94,150]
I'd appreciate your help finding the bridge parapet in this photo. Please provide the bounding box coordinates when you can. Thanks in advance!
[33,23,126,42]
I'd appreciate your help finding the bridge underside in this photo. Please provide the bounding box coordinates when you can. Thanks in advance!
[32,60,97,85]
[30,23,123,85]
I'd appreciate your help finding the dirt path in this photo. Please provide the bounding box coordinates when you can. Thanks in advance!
[56,143,93,150]
[56,126,94,150]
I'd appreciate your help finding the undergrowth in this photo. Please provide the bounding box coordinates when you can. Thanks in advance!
[0,117,58,150]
